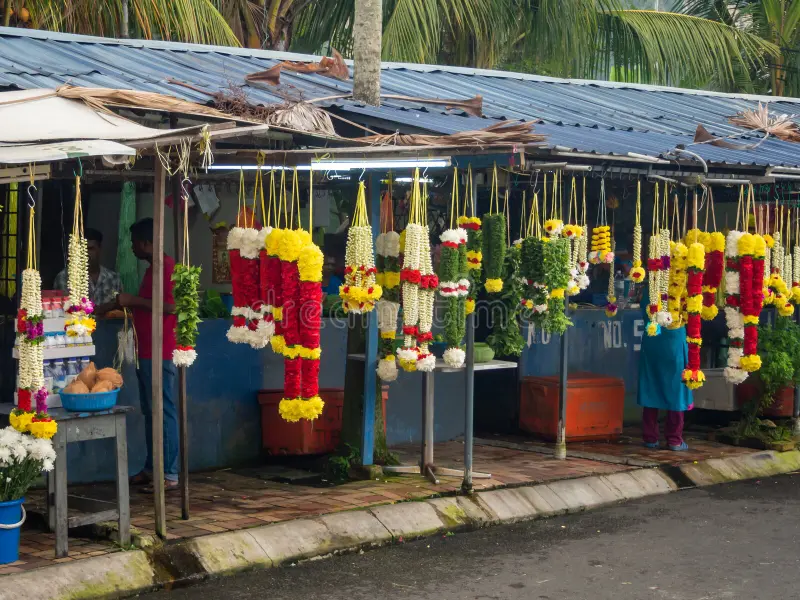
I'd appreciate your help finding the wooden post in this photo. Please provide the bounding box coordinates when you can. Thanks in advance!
[152,160,167,539]
[171,171,190,520]
[360,172,381,465]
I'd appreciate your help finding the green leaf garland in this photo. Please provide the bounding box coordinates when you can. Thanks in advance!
[173,263,202,348]
[482,213,506,292]
[486,244,525,357]
[520,237,549,327]
[542,237,572,335]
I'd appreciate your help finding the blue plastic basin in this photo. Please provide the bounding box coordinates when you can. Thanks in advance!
[60,388,120,412]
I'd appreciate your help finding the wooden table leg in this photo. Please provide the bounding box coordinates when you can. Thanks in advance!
[46,471,55,532]
[53,427,68,558]
[115,414,131,547]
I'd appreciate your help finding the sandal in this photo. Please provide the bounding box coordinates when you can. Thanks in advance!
[669,442,689,451]
[643,441,660,449]
[142,480,180,494]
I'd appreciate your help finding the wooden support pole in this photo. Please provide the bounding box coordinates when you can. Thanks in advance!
[152,159,167,539]
[171,171,190,520]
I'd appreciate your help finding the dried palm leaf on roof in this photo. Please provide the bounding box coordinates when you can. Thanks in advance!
[55,84,232,120]
[729,103,800,142]
[246,49,349,85]
[360,121,545,147]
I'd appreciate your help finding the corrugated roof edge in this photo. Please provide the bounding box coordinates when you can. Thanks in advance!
[3,25,800,106]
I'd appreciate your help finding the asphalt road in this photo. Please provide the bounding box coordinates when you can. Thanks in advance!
[138,474,800,600]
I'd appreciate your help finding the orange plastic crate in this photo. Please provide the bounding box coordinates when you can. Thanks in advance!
[519,372,624,442]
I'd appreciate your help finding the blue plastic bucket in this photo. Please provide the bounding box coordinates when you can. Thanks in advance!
[0,497,25,565]
[61,388,119,412]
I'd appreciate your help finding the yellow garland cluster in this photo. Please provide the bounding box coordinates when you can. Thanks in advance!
[667,241,688,328]
[768,231,794,317]
[544,219,564,236]
[793,243,800,303]
[279,395,324,423]
[681,241,706,390]
[590,225,611,264]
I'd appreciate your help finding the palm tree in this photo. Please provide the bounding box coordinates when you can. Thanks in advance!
[6,0,240,45]
[684,0,800,95]
[2,0,782,93]
[352,0,382,105]
[291,0,779,92]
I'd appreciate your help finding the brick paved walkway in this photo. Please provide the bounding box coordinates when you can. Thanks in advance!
[0,432,758,577]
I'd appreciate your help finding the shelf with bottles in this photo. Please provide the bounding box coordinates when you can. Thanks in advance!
[12,344,96,360]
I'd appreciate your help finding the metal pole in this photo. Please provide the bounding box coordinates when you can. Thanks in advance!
[794,310,800,435]
[152,160,167,538]
[554,304,569,460]
[171,170,189,520]
[121,0,130,38]
[462,312,475,492]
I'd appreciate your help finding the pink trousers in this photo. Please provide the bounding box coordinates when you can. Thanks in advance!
[642,407,684,447]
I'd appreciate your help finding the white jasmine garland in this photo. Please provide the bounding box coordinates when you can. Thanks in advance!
[443,347,465,368]
[724,230,747,384]
[375,232,387,256]
[724,271,740,295]
[396,347,419,362]
[416,352,436,372]
[377,358,398,382]
[172,348,198,367]
[383,231,401,258]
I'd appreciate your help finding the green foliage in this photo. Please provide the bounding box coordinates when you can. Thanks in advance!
[199,289,229,319]
[486,244,525,357]
[520,237,549,326]
[438,245,460,282]
[481,213,506,283]
[757,318,800,400]
[326,443,360,483]
[172,264,201,348]
[542,237,573,334]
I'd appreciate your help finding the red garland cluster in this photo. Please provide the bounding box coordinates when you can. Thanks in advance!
[400,268,421,284]
[686,269,703,371]
[419,274,439,290]
[281,261,300,347]
[18,388,31,412]
[702,250,724,315]
[739,253,757,356]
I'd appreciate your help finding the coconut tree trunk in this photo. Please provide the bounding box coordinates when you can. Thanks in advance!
[353,0,382,106]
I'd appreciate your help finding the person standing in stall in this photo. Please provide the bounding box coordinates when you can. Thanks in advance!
[637,283,692,451]
[116,218,179,491]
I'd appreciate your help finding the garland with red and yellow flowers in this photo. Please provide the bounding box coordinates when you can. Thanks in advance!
[341,182,382,314]
[682,230,706,390]
[629,181,646,284]
[278,173,324,422]
[228,169,270,349]
[11,197,56,440]
[769,205,795,318]
[698,190,725,321]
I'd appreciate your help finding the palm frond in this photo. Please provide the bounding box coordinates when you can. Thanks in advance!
[599,10,779,88]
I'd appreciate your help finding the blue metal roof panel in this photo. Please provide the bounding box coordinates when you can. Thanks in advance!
[2,27,800,166]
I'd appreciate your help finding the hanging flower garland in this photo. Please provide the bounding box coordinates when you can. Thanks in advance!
[738,232,763,373]
[341,182,383,313]
[172,181,202,368]
[723,227,747,384]
[228,169,270,349]
[629,181,646,284]
[438,170,470,368]
[482,165,506,294]
[376,188,401,382]
[564,177,584,297]
[769,206,794,318]
[542,227,572,335]
[666,239,688,328]
[589,180,613,265]
[399,170,426,372]
[520,192,549,324]
[605,238,618,318]
[645,183,666,336]
[457,166,481,316]
[278,173,324,422]
[415,182,438,372]
[701,214,725,322]
[793,212,800,304]
[64,176,96,341]
[12,196,56,441]
[682,234,706,390]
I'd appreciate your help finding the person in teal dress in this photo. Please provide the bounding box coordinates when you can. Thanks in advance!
[637,284,692,450]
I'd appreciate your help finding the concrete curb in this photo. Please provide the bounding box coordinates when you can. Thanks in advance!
[3,449,799,600]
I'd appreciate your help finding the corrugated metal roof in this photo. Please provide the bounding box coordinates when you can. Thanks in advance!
[2,26,800,168]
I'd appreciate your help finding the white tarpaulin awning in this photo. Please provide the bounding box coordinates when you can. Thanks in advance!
[0,89,198,143]
[0,140,136,165]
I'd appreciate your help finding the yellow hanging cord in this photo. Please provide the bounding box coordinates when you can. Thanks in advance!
[237,169,245,227]
[542,173,548,223]
[308,171,313,234]
[652,181,659,235]
[450,167,459,229]
[253,158,264,229]
[504,188,510,247]
[520,191,527,240]
[268,170,276,228]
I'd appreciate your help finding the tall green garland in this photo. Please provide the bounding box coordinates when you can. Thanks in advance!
[482,213,506,293]
[542,237,573,334]
[486,243,525,357]
[520,236,549,327]
[172,262,202,366]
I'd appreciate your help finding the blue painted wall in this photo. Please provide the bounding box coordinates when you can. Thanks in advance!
[66,317,467,483]
[519,308,645,422]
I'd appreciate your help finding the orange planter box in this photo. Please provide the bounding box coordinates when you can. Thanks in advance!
[736,382,795,418]
[258,388,388,455]
[519,372,624,442]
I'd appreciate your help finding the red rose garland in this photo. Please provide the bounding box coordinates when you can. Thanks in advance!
[701,232,725,320]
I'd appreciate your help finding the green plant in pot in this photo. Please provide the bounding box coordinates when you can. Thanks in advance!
[736,319,800,444]
[0,427,56,565]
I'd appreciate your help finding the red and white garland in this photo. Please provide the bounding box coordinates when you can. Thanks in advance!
[227,222,272,349]
[723,230,747,384]
[341,183,382,314]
